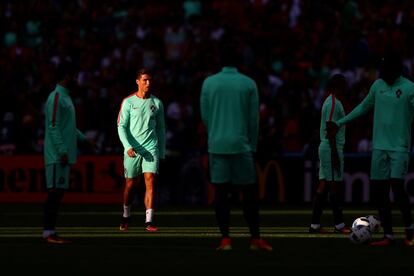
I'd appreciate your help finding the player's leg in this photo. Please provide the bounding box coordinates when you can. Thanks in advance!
[390,179,413,243]
[233,152,272,251]
[327,150,349,232]
[142,150,159,231]
[310,148,329,233]
[120,177,139,230]
[43,163,71,243]
[329,181,350,233]
[210,153,232,250]
[120,154,141,231]
[369,150,394,246]
[370,180,394,245]
[214,183,231,248]
[143,172,157,231]
[389,151,413,244]
[240,185,260,239]
[310,180,328,233]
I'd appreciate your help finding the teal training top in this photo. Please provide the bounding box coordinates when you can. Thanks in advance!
[336,76,414,152]
[117,93,166,158]
[319,95,346,151]
[200,66,259,154]
[44,84,86,165]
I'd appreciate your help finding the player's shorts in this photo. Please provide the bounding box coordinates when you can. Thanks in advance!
[318,148,344,181]
[45,163,70,190]
[370,149,409,180]
[209,152,256,185]
[123,150,159,178]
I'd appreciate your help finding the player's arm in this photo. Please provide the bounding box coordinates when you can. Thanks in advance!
[76,129,86,142]
[248,82,259,152]
[46,93,68,158]
[328,132,340,171]
[117,99,133,151]
[156,101,166,159]
[76,129,98,152]
[200,80,209,129]
[336,86,375,127]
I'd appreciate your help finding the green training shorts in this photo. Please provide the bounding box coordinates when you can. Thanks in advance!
[45,163,70,190]
[209,152,256,185]
[318,148,344,181]
[123,150,159,178]
[371,149,409,180]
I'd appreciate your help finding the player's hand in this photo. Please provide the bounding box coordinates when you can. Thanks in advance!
[332,151,340,172]
[87,139,98,152]
[127,148,137,157]
[326,121,339,139]
[60,153,69,166]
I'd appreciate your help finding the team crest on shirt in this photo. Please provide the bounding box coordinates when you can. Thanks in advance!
[150,105,157,112]
[395,89,402,98]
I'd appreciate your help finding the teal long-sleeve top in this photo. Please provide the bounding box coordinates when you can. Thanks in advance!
[200,67,259,154]
[320,95,346,151]
[117,93,166,158]
[44,84,86,165]
[336,76,414,152]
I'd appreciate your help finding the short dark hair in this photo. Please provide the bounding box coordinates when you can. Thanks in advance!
[380,51,403,77]
[136,68,152,79]
[55,60,77,81]
[326,74,347,93]
[220,42,239,67]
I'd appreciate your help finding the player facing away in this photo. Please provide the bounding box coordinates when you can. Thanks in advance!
[200,42,272,251]
[43,61,94,244]
[309,74,351,234]
[328,51,414,246]
[117,68,166,232]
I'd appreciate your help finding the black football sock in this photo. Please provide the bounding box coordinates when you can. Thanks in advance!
[390,179,413,233]
[214,183,231,238]
[330,191,344,226]
[372,180,393,236]
[311,191,327,225]
[43,190,64,231]
[241,185,260,239]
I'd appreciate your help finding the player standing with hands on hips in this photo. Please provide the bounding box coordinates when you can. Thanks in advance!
[309,74,351,234]
[117,68,166,232]
[200,41,272,251]
[327,51,414,246]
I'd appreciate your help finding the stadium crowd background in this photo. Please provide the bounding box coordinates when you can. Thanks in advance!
[1,0,414,161]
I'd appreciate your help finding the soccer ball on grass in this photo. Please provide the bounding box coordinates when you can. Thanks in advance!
[349,217,372,245]
[365,215,381,233]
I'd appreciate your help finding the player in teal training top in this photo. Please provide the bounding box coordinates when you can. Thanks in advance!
[309,74,351,234]
[200,42,272,251]
[117,68,165,232]
[328,52,414,246]
[43,61,92,244]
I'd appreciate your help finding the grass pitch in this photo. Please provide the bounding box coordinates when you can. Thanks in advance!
[1,204,413,274]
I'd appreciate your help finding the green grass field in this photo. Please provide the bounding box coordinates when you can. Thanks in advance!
[1,204,413,274]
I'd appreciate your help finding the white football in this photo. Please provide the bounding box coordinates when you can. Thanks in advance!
[365,215,381,233]
[349,225,372,245]
[351,217,370,231]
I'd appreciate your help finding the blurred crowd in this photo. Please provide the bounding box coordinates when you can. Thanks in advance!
[2,0,414,161]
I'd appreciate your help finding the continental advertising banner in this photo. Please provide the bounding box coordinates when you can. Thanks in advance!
[0,155,124,203]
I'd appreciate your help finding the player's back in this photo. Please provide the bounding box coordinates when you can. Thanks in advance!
[201,67,258,154]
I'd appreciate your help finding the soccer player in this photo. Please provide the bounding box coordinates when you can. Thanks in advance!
[43,60,93,244]
[117,68,166,232]
[309,74,351,234]
[327,51,414,246]
[200,42,272,251]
